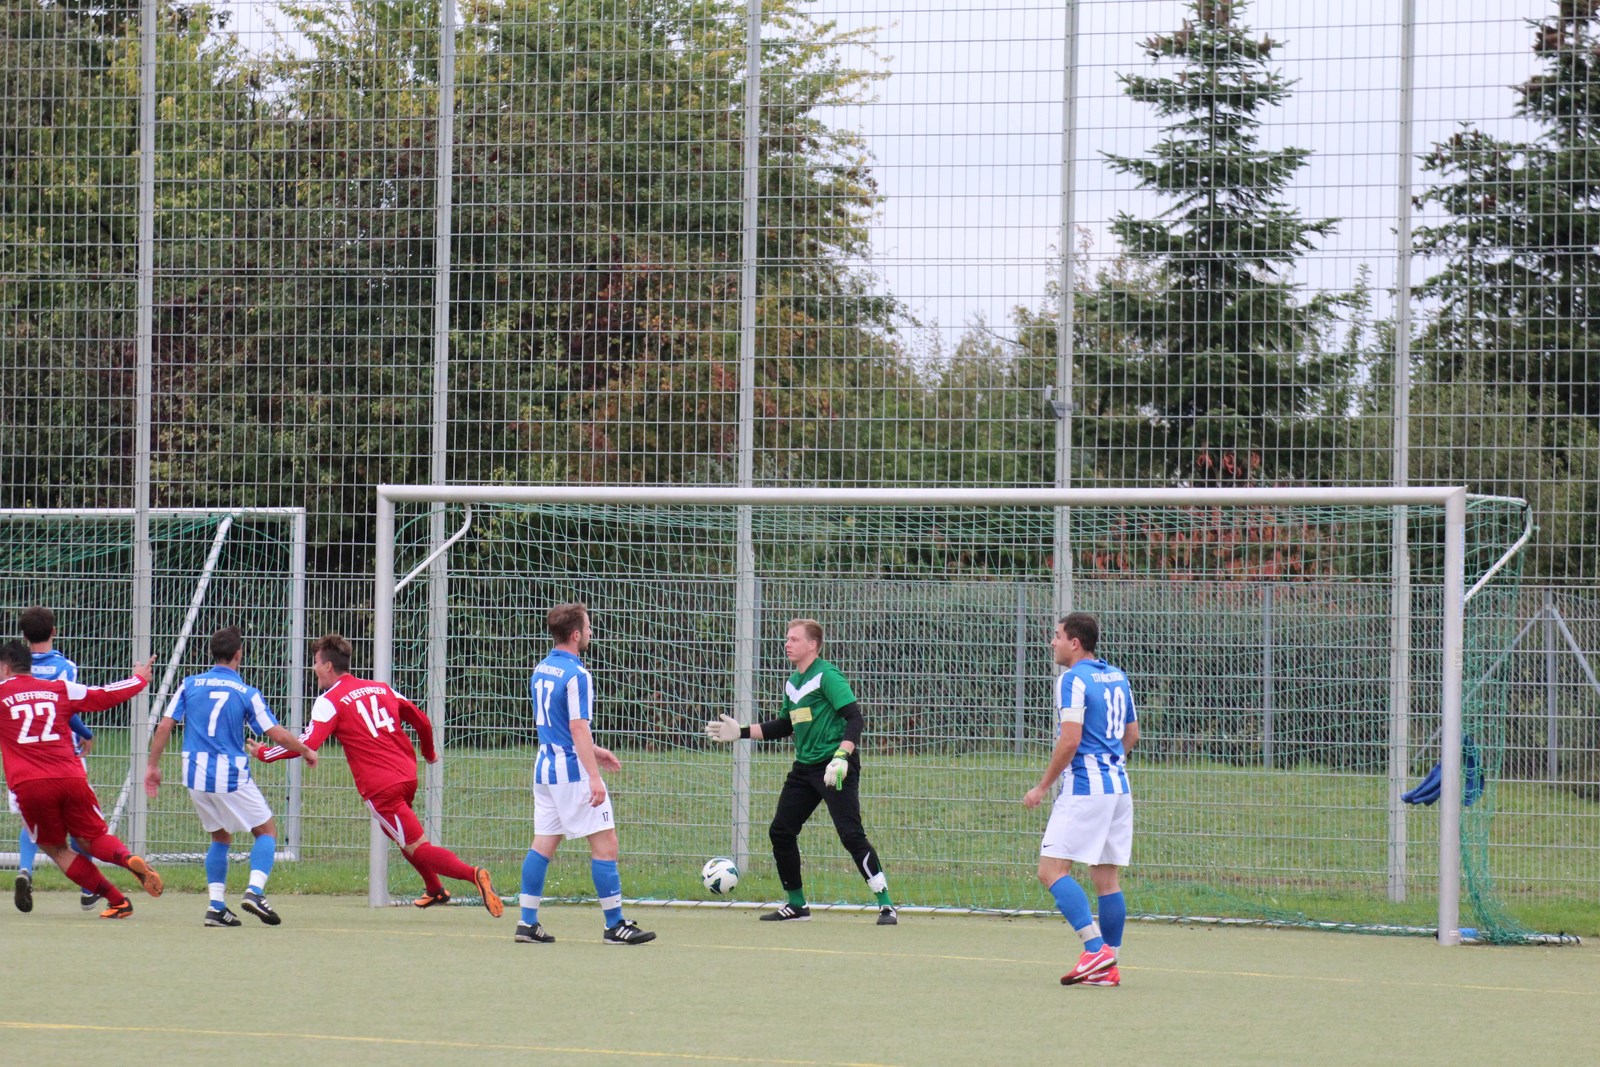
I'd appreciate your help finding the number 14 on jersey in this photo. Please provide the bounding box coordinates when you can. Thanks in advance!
[355,695,396,736]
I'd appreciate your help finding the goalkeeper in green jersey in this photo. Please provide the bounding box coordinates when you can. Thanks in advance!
[705,618,897,925]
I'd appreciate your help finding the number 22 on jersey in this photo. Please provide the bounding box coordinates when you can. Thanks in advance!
[9,701,61,744]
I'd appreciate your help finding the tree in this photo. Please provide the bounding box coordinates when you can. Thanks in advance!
[443,0,903,487]
[1414,2,1600,428]
[37,0,910,562]
[1411,1,1600,580]
[0,1,141,507]
[1089,0,1352,486]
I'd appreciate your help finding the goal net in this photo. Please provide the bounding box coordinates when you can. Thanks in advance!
[375,487,1534,943]
[0,508,307,864]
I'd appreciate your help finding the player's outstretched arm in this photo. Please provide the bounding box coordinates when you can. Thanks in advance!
[704,716,793,744]
[705,714,743,742]
[254,709,334,763]
[264,724,318,768]
[63,671,151,716]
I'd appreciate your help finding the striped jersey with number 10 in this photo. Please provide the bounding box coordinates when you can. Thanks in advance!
[1057,658,1137,796]
[529,648,592,785]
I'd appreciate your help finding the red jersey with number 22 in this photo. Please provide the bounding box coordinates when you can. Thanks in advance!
[0,675,148,788]
[259,674,437,798]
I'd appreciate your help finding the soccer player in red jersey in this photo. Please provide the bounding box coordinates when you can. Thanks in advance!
[0,640,165,918]
[252,633,502,916]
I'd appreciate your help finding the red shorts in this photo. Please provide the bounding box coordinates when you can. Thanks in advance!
[364,780,425,847]
[12,777,108,846]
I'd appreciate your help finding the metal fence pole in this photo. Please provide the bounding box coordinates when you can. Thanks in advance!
[1014,584,1028,755]
[371,496,397,906]
[424,0,459,848]
[284,510,307,860]
[1052,0,1080,624]
[1387,0,1418,906]
[730,0,763,873]
[128,0,159,856]
[1545,588,1559,780]
[1263,585,1275,770]
[1437,490,1466,945]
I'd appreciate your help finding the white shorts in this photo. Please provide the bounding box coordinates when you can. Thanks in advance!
[188,781,274,834]
[532,780,615,839]
[1040,791,1133,867]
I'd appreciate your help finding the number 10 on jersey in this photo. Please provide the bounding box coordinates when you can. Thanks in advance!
[1104,686,1130,739]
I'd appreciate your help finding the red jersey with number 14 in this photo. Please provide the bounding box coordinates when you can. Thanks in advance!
[0,674,148,788]
[257,673,436,798]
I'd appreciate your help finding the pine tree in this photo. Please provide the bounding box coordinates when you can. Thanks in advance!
[1410,1,1600,581]
[1413,1,1600,426]
[1092,0,1350,485]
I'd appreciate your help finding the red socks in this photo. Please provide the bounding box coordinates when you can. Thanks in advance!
[64,856,127,906]
[402,846,446,896]
[410,842,478,884]
[83,834,132,869]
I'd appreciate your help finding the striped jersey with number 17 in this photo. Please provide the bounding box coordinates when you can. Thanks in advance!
[1057,657,1137,796]
[529,648,592,785]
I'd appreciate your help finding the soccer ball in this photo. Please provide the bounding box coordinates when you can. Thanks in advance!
[701,856,739,895]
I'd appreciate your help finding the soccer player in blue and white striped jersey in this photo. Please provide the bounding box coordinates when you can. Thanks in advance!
[516,602,655,946]
[144,627,317,927]
[1023,612,1140,988]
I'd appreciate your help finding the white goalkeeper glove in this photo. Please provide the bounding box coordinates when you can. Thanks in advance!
[823,748,850,789]
[705,714,742,743]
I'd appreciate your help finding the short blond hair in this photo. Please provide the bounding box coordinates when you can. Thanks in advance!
[787,618,823,645]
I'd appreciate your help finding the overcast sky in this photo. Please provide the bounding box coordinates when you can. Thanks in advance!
[219,0,1560,344]
[810,0,1557,342]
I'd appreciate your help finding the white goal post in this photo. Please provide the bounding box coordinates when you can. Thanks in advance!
[373,485,1476,944]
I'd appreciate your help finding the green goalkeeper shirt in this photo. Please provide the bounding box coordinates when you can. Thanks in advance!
[779,658,857,765]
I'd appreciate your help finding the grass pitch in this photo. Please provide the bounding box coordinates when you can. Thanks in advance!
[41,736,1593,936]
[0,892,1593,1066]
